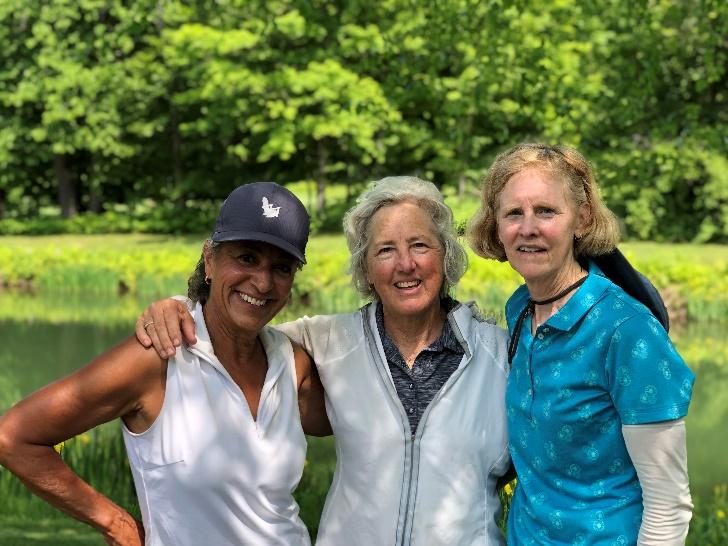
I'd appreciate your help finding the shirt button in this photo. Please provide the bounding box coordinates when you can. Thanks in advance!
[409,383,414,390]
[537,333,544,339]
[543,327,550,333]
[408,407,414,414]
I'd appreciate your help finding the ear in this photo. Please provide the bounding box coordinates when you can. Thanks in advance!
[203,242,214,279]
[574,203,591,238]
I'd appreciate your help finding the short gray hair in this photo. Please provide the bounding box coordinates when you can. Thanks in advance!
[343,176,468,299]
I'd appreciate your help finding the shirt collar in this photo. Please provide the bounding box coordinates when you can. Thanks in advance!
[375,297,464,356]
[541,261,611,332]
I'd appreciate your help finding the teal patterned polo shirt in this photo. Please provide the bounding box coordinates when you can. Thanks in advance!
[505,261,694,546]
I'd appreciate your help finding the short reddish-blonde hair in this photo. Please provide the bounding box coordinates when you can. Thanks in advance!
[467,143,620,261]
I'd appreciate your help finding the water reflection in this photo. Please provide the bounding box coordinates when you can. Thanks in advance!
[0,292,725,498]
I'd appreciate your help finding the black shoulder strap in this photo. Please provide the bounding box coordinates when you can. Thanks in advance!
[582,248,670,332]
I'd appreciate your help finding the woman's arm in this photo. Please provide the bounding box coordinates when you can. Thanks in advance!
[622,419,692,545]
[0,337,165,545]
[292,343,331,437]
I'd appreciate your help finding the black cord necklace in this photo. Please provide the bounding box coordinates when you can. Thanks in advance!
[507,275,588,364]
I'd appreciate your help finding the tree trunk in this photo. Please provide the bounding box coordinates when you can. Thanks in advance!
[54,154,78,218]
[316,139,327,215]
[457,115,474,199]
[0,187,6,219]
[171,103,184,207]
[458,172,466,199]
[88,156,102,213]
[89,186,102,213]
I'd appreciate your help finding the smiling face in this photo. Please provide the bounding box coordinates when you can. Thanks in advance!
[365,201,445,322]
[204,240,298,334]
[497,168,590,296]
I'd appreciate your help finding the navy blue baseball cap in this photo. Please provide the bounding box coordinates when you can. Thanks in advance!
[212,182,310,264]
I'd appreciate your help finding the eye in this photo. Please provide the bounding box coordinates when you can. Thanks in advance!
[536,207,557,217]
[237,253,256,264]
[274,263,294,275]
[376,246,394,255]
[503,208,522,218]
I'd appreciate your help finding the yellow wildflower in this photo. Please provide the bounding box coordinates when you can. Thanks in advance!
[717,509,726,520]
[53,442,64,454]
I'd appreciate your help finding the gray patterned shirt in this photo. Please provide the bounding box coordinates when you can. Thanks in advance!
[375,299,465,434]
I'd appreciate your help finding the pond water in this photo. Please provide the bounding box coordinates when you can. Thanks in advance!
[0,292,726,499]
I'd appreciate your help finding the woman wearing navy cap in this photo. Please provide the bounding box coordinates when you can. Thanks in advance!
[0,182,328,545]
[467,143,694,545]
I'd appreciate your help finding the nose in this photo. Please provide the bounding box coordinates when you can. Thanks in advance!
[395,249,416,272]
[518,213,538,237]
[250,266,274,294]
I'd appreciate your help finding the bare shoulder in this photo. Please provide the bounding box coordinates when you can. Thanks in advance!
[291,339,331,436]
[0,336,168,447]
[90,336,169,432]
[290,339,314,387]
[82,335,168,391]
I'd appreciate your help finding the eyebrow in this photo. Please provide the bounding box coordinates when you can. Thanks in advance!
[371,233,433,248]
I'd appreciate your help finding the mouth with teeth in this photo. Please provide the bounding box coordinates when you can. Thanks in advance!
[395,280,421,289]
[238,292,267,307]
[518,246,546,253]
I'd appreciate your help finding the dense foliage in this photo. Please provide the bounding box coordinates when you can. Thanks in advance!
[1,1,727,241]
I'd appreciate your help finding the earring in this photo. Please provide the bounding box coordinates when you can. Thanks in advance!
[205,276,211,285]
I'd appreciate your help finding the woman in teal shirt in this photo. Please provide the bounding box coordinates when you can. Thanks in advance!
[468,143,694,545]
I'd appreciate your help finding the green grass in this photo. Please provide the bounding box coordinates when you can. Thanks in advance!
[620,241,728,266]
[0,517,103,545]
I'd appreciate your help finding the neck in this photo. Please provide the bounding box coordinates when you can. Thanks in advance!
[381,300,446,367]
[528,261,587,330]
[527,259,585,301]
[202,301,263,370]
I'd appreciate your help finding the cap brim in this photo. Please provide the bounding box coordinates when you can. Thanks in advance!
[212,230,306,264]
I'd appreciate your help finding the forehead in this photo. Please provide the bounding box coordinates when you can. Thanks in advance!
[499,168,570,204]
[369,201,437,237]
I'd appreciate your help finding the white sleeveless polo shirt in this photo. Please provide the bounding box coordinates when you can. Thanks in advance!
[122,303,310,546]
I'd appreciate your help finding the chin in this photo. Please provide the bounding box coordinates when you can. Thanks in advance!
[515,270,546,287]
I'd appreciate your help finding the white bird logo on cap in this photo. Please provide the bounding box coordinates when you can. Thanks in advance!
[261,197,281,218]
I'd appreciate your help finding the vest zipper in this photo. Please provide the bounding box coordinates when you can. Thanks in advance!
[400,433,416,545]
[399,305,474,545]
[360,306,413,545]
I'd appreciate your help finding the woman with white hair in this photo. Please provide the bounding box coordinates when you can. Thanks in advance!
[137,176,512,545]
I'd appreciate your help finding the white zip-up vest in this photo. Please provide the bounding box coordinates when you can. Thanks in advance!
[123,303,310,546]
[277,301,510,545]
